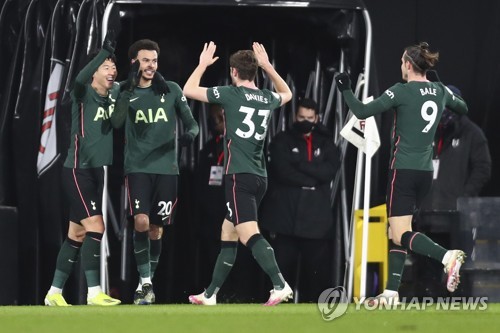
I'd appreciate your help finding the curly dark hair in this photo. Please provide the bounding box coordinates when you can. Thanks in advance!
[128,39,160,60]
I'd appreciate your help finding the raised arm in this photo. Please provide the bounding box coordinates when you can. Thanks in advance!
[336,72,393,119]
[252,42,292,106]
[73,31,116,99]
[183,41,219,103]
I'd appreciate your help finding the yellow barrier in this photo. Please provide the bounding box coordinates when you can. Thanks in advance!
[353,204,389,298]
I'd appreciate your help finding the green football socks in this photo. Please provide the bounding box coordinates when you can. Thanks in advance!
[401,231,447,262]
[81,232,103,287]
[386,242,407,291]
[247,234,285,290]
[150,238,162,279]
[133,230,151,279]
[51,238,82,289]
[205,241,238,298]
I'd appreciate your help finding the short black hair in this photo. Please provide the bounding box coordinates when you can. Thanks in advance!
[87,49,116,64]
[297,98,318,114]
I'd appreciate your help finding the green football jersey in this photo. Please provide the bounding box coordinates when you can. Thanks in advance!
[64,49,118,169]
[207,85,282,176]
[120,81,198,175]
[343,81,468,170]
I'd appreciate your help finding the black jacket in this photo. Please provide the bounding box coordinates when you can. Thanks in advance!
[420,115,491,211]
[260,124,340,239]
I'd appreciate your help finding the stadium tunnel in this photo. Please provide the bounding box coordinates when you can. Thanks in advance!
[2,0,500,307]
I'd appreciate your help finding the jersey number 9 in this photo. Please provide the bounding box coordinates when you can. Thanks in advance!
[421,100,438,133]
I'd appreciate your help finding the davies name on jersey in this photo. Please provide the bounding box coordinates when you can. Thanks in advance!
[244,93,269,104]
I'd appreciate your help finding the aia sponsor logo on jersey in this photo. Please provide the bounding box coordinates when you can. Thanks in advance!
[134,108,168,123]
[93,106,113,121]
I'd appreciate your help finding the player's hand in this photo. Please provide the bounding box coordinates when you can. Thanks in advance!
[335,72,351,92]
[178,133,194,147]
[102,29,116,53]
[252,42,271,69]
[121,61,141,92]
[152,71,170,95]
[199,41,219,68]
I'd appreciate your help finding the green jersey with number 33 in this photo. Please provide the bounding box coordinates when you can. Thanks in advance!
[342,81,468,171]
[207,86,282,176]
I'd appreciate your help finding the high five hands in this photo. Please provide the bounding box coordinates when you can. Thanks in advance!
[252,42,271,69]
[199,41,219,68]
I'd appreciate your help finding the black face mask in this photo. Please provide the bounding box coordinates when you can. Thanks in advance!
[440,108,457,129]
[293,120,315,134]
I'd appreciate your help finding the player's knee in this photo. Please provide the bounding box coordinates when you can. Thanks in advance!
[221,229,238,243]
[244,233,263,249]
[149,225,163,240]
[392,235,403,246]
[134,214,150,232]
[234,222,260,245]
[220,219,238,242]
[88,222,105,234]
[81,215,105,233]
[68,229,86,242]
[239,234,250,246]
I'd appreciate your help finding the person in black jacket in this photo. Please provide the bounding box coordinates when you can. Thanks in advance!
[260,98,340,302]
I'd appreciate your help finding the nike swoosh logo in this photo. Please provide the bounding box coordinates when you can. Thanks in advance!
[94,254,100,257]
[130,97,139,102]
[102,299,117,303]
[134,248,147,254]
[162,216,168,220]
[223,262,233,267]
[68,259,76,263]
